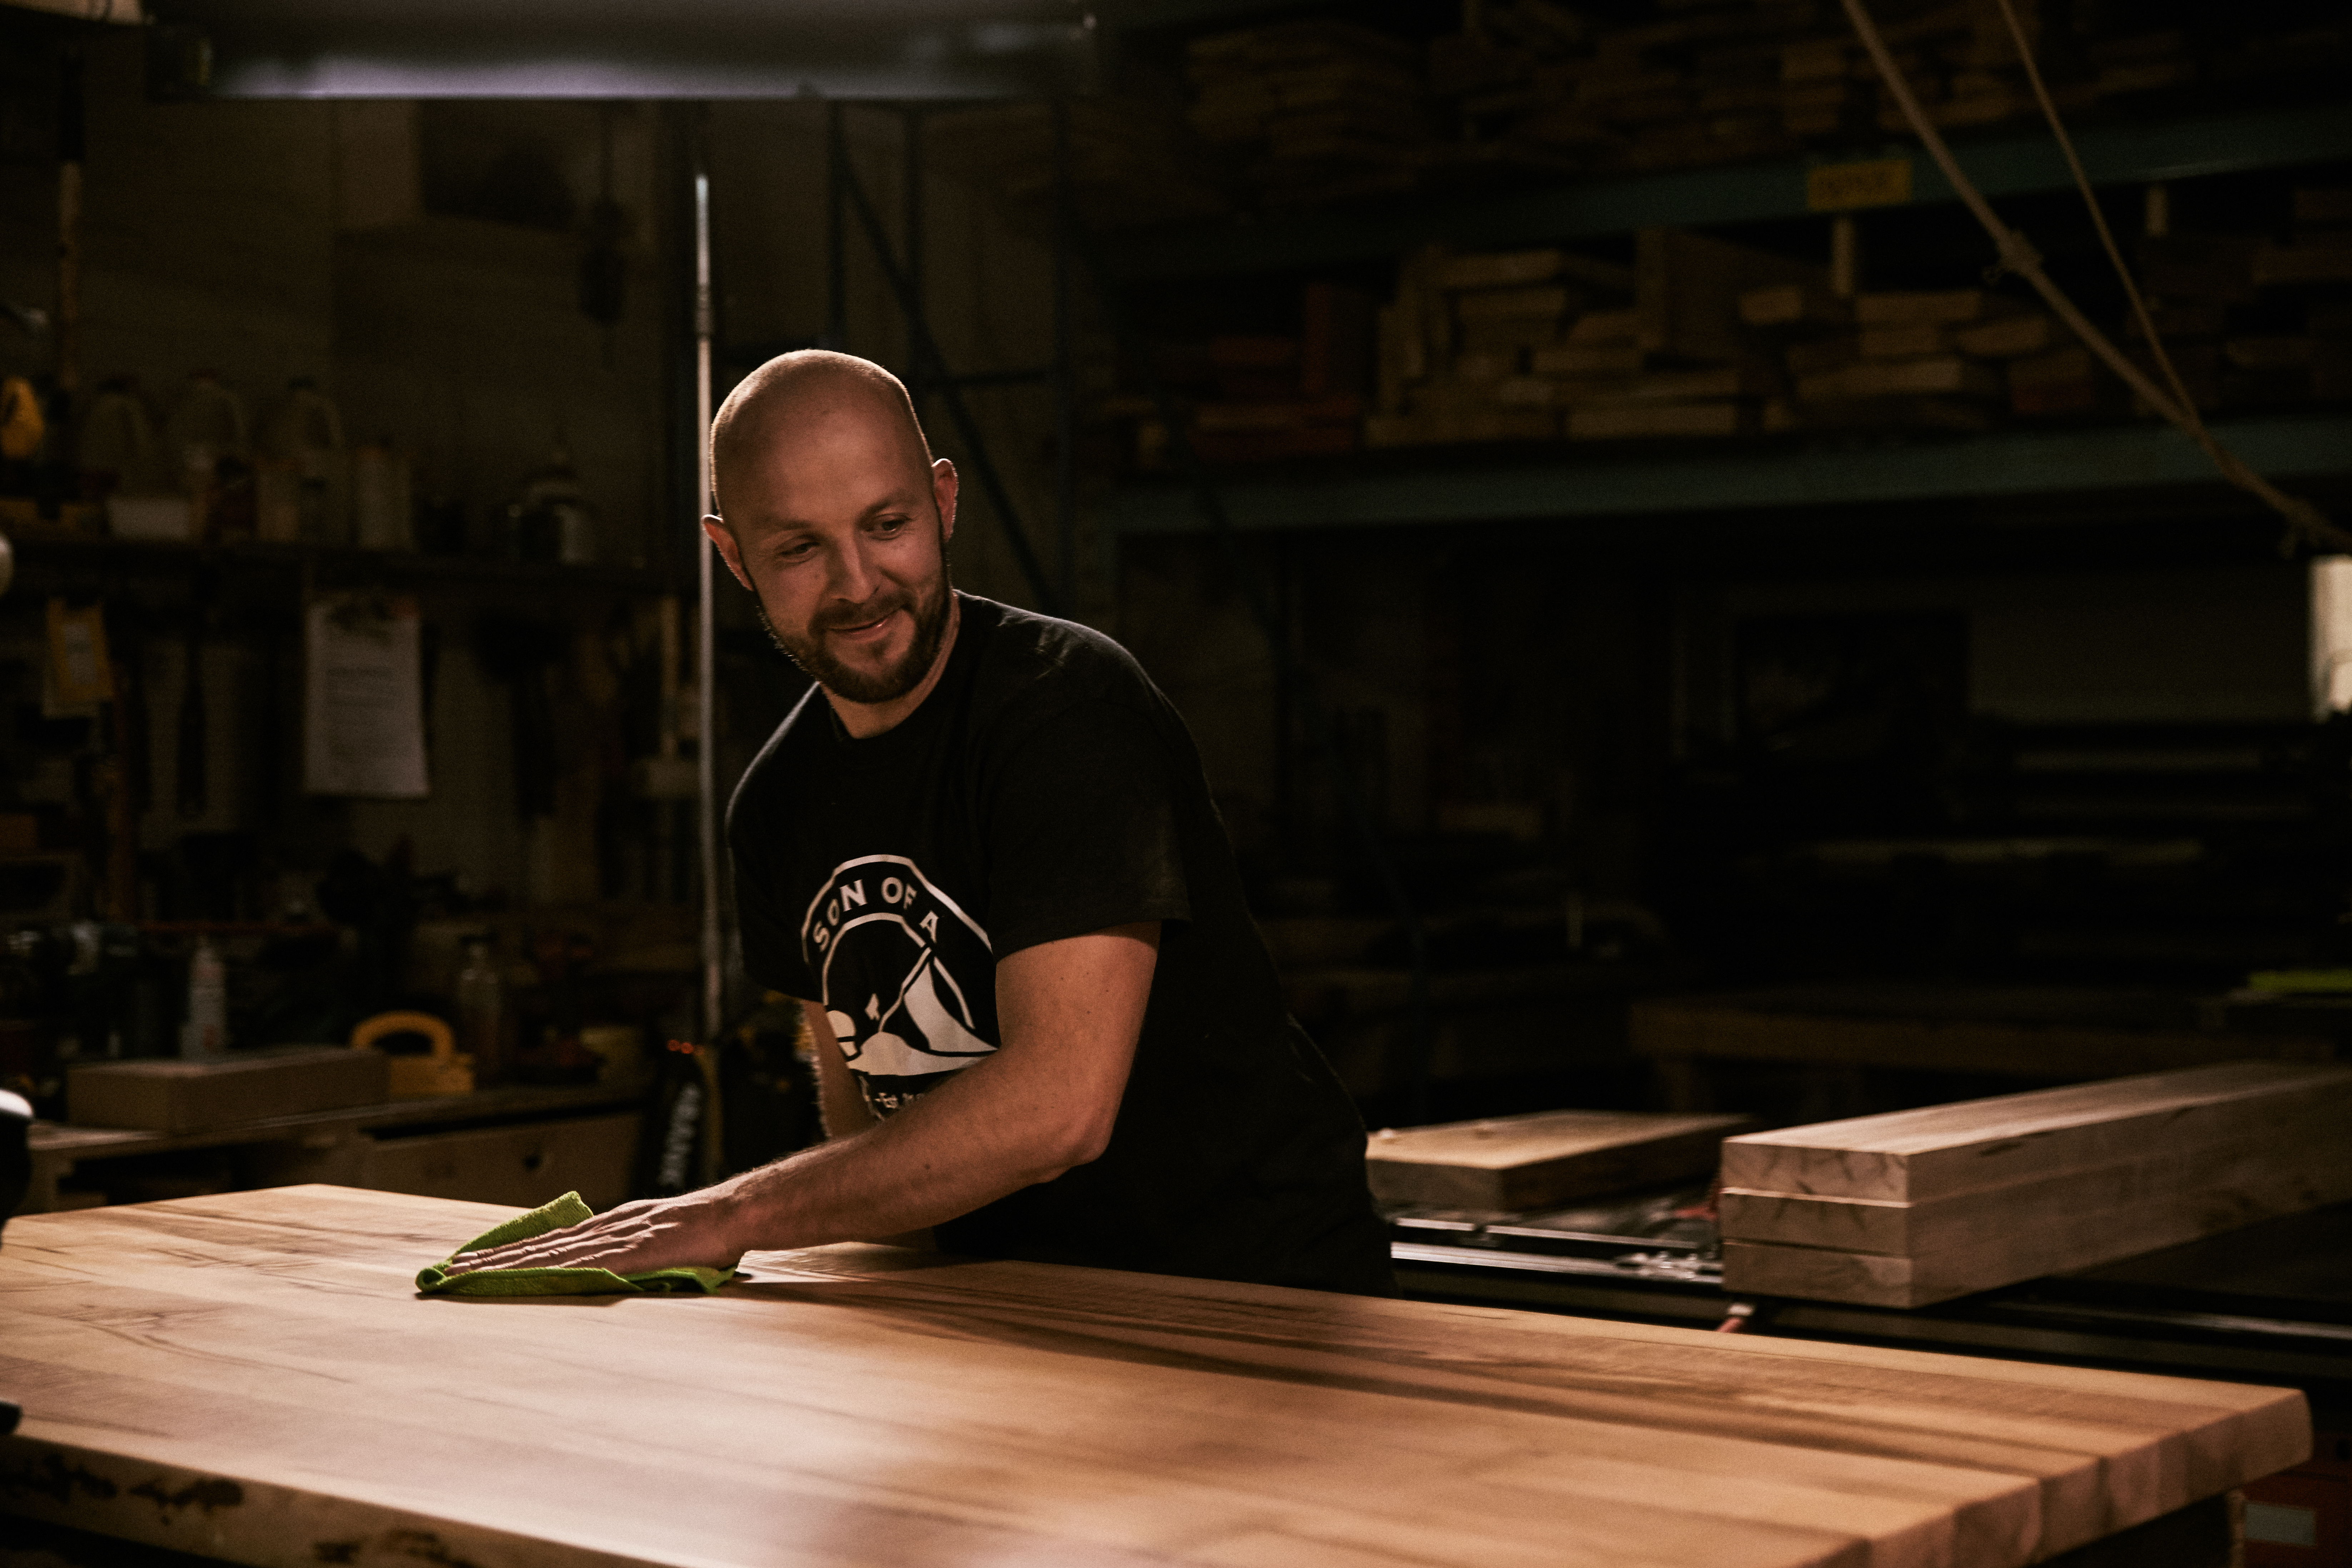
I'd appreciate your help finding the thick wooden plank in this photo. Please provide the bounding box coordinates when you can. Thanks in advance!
[1721,1091,2352,1254]
[1722,1134,2352,1306]
[0,1187,2310,1568]
[1719,1062,2352,1203]
[1366,1109,1749,1209]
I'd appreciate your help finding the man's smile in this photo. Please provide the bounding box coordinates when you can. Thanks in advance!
[828,607,903,645]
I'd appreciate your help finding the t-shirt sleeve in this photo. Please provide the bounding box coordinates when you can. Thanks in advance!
[983,698,1191,959]
[732,836,817,1002]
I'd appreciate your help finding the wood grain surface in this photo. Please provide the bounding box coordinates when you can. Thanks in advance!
[1722,1124,2352,1305]
[1720,1127,2352,1257]
[1366,1108,1751,1209]
[1718,1062,2352,1202]
[0,1186,2312,1568]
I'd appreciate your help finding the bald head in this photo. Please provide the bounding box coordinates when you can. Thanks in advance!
[699,349,962,719]
[710,350,933,525]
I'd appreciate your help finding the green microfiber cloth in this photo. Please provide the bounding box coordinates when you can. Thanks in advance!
[415,1191,733,1298]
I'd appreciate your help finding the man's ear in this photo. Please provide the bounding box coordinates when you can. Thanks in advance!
[931,458,960,545]
[702,516,754,591]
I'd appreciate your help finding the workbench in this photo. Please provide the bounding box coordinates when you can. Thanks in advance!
[0,1186,2311,1567]
[19,1079,645,1215]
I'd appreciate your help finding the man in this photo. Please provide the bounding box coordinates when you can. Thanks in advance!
[452,350,1391,1295]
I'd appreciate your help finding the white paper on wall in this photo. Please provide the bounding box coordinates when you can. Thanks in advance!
[304,594,429,798]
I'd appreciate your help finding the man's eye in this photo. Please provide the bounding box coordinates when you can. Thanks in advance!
[775,541,817,562]
[872,516,909,535]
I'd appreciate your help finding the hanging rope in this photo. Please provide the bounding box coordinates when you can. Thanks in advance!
[1837,0,2352,554]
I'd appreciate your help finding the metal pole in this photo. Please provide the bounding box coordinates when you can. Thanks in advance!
[824,101,847,351]
[1051,98,1076,617]
[903,104,924,390]
[694,156,720,1048]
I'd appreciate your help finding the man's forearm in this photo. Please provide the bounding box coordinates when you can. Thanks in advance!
[706,1056,1080,1252]
[715,929,1157,1254]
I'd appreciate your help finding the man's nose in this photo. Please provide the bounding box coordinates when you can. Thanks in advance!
[824,536,879,603]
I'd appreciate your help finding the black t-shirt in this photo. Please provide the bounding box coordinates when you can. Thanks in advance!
[729,593,1393,1296]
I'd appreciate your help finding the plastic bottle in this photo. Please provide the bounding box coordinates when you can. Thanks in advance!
[455,937,507,1086]
[78,377,163,496]
[351,440,413,550]
[261,378,347,545]
[514,440,597,565]
[164,372,250,541]
[178,936,228,1059]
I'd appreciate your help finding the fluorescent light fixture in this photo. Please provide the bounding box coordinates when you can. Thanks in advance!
[144,0,1100,99]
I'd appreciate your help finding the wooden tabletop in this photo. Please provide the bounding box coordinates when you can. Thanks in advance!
[0,1186,2310,1568]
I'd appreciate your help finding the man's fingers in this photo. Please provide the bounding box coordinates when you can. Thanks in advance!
[445,1217,663,1275]
[434,1200,725,1280]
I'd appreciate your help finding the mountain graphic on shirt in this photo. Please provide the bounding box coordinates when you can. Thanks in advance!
[801,855,996,1110]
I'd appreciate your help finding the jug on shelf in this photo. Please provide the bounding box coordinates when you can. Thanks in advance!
[163,371,250,542]
[260,378,347,545]
[79,377,166,495]
[511,438,597,565]
[352,439,413,551]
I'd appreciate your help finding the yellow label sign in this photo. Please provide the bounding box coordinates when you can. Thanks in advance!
[1806,158,1914,212]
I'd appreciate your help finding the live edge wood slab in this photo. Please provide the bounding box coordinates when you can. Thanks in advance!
[0,1187,2311,1568]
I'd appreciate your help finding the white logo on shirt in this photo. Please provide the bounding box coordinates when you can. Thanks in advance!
[801,855,995,1111]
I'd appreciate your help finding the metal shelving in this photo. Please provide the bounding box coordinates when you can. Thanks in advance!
[6,530,663,592]
[1109,413,2352,534]
[1101,102,2352,281]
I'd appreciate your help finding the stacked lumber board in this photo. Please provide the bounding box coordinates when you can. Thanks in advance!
[1429,0,2328,189]
[2130,189,2352,414]
[1126,283,1377,469]
[1162,1,2344,214]
[1719,1060,2352,1308]
[1366,1107,1752,1210]
[1184,21,1435,208]
[1324,189,2352,458]
[1749,283,2085,430]
[924,100,1230,230]
[1367,231,1815,446]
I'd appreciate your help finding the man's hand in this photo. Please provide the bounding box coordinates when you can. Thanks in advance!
[443,1191,740,1278]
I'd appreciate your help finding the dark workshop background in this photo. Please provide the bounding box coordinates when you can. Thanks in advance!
[2,0,2349,1198]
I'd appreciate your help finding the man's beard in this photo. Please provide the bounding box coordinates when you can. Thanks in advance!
[756,570,953,705]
